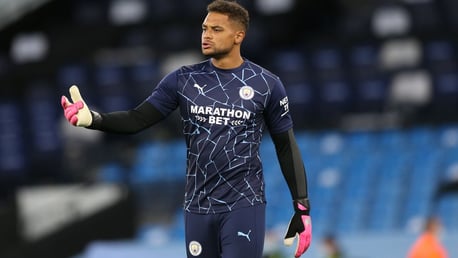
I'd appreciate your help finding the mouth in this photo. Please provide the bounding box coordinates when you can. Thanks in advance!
[202,42,212,49]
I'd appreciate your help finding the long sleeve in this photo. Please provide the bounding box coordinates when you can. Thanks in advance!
[271,128,308,200]
[89,101,164,134]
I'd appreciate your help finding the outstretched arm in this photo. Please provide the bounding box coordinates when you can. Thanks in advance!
[61,85,164,134]
[89,101,164,134]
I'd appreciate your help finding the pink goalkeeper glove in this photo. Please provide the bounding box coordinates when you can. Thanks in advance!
[284,198,312,258]
[61,85,93,127]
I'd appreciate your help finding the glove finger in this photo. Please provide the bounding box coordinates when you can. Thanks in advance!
[284,235,296,247]
[284,215,298,246]
[69,85,84,103]
[284,214,301,240]
[64,106,74,118]
[294,216,312,257]
[75,100,84,109]
[294,234,311,258]
[70,115,78,126]
[65,106,78,120]
[284,228,296,240]
[65,101,84,117]
[61,96,71,109]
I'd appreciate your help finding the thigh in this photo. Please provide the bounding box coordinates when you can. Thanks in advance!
[220,204,266,258]
[185,212,220,258]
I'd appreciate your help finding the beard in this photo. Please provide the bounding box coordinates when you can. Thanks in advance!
[202,46,232,59]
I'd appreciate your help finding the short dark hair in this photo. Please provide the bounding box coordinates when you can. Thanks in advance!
[207,0,249,31]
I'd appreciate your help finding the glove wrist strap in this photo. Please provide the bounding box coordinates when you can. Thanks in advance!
[87,111,101,129]
[294,198,310,215]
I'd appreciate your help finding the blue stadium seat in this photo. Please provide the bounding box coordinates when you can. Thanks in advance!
[343,154,379,200]
[170,208,185,240]
[349,44,380,80]
[337,144,377,230]
[336,201,367,232]
[437,195,458,230]
[424,40,457,73]
[401,148,442,228]
[348,44,388,112]
[295,131,320,157]
[377,129,408,151]
[160,141,186,181]
[127,60,159,102]
[271,50,315,122]
[98,162,126,183]
[346,130,377,151]
[129,61,159,85]
[425,40,458,112]
[318,80,354,117]
[56,63,91,91]
[354,78,388,112]
[94,63,126,88]
[286,82,315,125]
[129,140,187,183]
[272,50,308,83]
[438,124,458,150]
[406,126,437,148]
[311,47,344,81]
[24,83,61,153]
[432,71,458,112]
[130,142,167,183]
[94,64,134,111]
[313,167,343,205]
[368,152,409,231]
[0,101,26,174]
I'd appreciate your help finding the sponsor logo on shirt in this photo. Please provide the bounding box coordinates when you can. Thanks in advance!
[189,241,202,256]
[190,105,251,126]
[237,230,252,242]
[279,96,289,117]
[239,86,254,100]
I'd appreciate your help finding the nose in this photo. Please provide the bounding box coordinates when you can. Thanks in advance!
[202,30,211,39]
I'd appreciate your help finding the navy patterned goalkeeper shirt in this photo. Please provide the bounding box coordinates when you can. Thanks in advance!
[146,59,293,214]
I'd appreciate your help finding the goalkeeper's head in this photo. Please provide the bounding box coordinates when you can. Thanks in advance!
[207,0,249,32]
[202,0,250,59]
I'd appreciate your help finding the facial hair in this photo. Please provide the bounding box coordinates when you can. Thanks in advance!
[202,45,232,59]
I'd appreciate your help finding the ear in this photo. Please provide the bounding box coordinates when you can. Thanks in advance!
[234,30,245,45]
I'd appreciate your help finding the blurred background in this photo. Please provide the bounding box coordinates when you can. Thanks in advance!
[0,0,458,257]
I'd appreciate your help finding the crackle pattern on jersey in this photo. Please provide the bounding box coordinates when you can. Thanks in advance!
[146,59,292,214]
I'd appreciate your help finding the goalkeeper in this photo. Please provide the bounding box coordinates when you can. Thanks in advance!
[61,0,312,257]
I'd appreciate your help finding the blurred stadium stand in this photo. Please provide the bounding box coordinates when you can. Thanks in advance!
[1,0,458,257]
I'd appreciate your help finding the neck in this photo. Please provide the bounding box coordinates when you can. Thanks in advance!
[210,54,244,69]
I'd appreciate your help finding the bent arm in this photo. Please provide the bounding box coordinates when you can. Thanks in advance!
[89,101,165,134]
[271,128,308,200]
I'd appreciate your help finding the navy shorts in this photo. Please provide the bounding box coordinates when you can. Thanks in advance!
[184,204,266,258]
